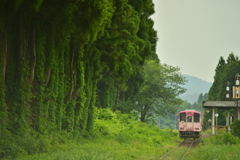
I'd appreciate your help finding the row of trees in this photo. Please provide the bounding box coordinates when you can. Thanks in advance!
[206,53,240,126]
[0,0,159,135]
[0,2,185,157]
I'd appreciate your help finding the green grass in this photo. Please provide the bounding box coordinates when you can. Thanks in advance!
[17,138,176,160]
[186,132,240,160]
[10,109,240,160]
[4,109,180,160]
[187,144,240,160]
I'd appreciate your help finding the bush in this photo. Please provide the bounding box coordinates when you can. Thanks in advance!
[0,132,27,159]
[95,108,117,120]
[203,132,240,145]
[231,120,240,137]
[217,132,240,145]
[93,108,179,146]
[3,108,179,160]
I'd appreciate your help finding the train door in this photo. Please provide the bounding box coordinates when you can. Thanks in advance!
[186,112,193,131]
[193,113,201,131]
[179,112,186,130]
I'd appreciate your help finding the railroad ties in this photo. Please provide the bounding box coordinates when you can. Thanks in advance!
[159,138,201,160]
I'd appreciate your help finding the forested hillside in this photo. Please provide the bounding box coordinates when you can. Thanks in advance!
[0,0,185,159]
[180,74,211,103]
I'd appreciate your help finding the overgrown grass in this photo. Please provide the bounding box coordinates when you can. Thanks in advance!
[4,109,180,160]
[188,144,240,160]
[187,132,240,160]
[16,138,174,160]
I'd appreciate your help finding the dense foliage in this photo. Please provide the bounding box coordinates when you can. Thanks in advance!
[7,108,179,160]
[131,60,185,122]
[186,132,240,160]
[231,120,240,137]
[0,0,157,132]
[205,53,240,127]
[208,53,240,101]
[0,0,185,159]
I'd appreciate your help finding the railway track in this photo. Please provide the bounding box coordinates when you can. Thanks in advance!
[159,138,201,160]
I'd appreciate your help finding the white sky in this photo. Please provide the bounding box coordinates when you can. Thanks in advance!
[152,0,240,82]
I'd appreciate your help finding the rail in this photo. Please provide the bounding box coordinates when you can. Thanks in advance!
[159,138,200,160]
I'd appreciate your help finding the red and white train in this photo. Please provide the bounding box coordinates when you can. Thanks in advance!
[178,110,202,138]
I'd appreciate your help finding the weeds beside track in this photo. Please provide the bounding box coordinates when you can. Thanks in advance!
[160,138,201,160]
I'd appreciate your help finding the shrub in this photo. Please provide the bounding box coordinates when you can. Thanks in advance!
[93,108,179,145]
[204,132,240,145]
[95,108,117,120]
[231,120,240,137]
[8,108,180,160]
[218,132,240,145]
[0,132,27,159]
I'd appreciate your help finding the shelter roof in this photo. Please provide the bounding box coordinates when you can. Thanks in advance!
[203,101,240,108]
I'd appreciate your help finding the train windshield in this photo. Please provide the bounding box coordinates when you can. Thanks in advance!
[187,116,192,122]
[194,113,200,122]
[180,113,186,122]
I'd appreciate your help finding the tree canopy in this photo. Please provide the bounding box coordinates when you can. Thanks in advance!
[133,60,186,122]
[206,53,240,128]
[0,0,186,158]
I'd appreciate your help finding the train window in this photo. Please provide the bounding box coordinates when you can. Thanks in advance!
[194,113,200,122]
[180,113,186,122]
[187,116,192,122]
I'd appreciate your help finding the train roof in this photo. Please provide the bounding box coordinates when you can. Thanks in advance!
[178,110,201,114]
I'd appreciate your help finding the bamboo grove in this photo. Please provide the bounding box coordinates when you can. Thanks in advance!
[0,0,158,141]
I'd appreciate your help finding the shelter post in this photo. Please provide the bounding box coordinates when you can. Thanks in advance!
[212,107,215,135]
[238,100,240,120]
[227,112,230,132]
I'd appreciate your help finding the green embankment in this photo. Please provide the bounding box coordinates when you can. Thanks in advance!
[8,109,179,160]
[189,144,240,160]
[151,130,240,160]
[187,132,240,160]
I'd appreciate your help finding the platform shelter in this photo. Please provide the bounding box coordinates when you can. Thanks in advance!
[202,100,240,135]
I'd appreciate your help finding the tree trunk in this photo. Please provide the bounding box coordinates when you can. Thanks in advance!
[69,50,76,100]
[2,34,7,81]
[0,31,7,131]
[30,30,36,83]
[140,105,149,122]
[45,68,51,86]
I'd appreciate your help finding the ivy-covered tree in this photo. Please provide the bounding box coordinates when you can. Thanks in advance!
[0,0,164,157]
[96,0,159,112]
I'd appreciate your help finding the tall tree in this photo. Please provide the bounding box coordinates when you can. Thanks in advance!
[206,53,240,128]
[133,60,185,122]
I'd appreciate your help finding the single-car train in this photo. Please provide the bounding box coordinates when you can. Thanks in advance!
[178,110,202,138]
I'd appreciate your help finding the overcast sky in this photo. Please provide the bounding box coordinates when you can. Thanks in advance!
[152,0,240,82]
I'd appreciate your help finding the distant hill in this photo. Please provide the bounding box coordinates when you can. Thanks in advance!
[180,74,212,103]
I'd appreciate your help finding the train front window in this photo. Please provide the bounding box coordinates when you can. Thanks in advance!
[194,113,200,122]
[180,113,186,122]
[187,116,192,122]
